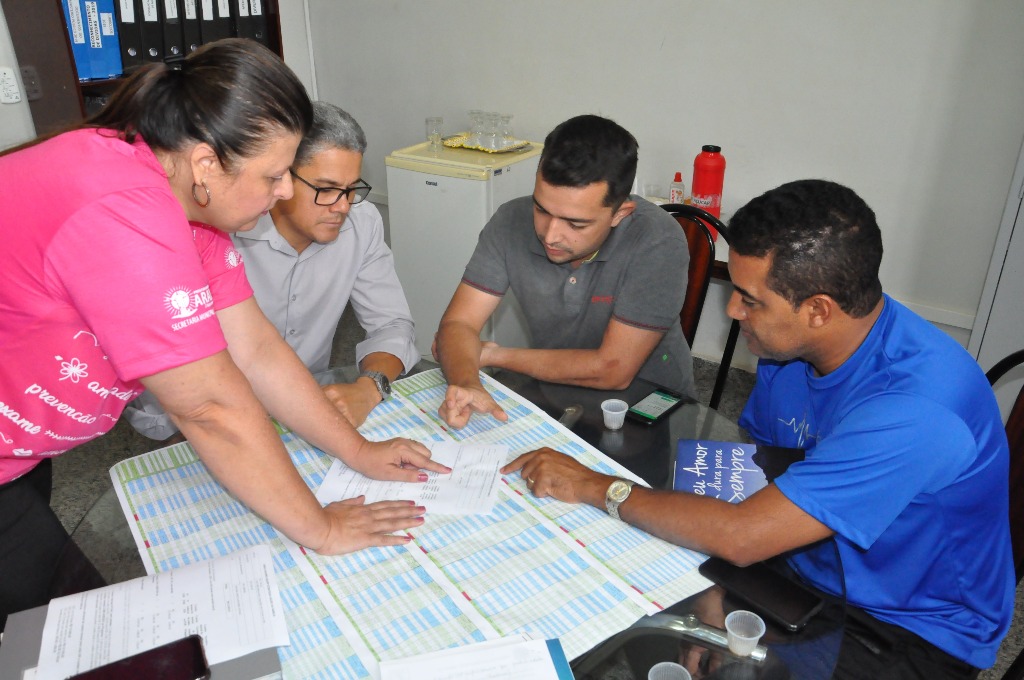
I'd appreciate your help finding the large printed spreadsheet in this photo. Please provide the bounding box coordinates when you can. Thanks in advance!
[110,369,711,679]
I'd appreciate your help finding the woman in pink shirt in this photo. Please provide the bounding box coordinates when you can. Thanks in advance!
[0,39,445,628]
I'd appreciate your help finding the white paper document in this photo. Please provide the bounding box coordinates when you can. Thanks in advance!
[379,635,567,680]
[316,442,506,515]
[34,545,289,680]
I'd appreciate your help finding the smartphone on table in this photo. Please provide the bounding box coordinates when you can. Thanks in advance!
[625,387,685,425]
[70,634,211,680]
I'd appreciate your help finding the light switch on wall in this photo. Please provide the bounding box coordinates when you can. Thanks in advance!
[0,67,22,104]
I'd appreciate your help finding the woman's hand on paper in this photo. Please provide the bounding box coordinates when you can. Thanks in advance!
[349,438,451,482]
[315,497,426,554]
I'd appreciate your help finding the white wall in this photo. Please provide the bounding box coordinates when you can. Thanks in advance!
[277,0,314,96]
[0,5,36,149]
[298,0,1024,367]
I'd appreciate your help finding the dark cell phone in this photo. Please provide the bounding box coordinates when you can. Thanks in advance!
[698,557,825,632]
[625,388,685,425]
[70,634,210,680]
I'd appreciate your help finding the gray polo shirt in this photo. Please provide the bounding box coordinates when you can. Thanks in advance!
[462,195,695,398]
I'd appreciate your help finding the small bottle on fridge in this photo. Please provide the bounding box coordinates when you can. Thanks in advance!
[690,145,726,219]
[669,172,686,204]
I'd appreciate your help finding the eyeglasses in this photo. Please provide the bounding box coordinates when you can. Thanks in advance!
[289,169,372,206]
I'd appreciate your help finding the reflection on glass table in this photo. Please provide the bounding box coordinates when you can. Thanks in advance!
[574,563,844,680]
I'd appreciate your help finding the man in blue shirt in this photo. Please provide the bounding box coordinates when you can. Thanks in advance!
[505,179,1014,677]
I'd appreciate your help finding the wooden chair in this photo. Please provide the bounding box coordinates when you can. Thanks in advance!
[660,205,735,409]
[659,204,723,347]
[985,349,1024,680]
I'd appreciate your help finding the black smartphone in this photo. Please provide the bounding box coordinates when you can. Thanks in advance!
[625,388,685,425]
[698,557,825,632]
[70,634,210,680]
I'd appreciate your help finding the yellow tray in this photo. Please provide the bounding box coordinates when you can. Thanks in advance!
[443,133,531,153]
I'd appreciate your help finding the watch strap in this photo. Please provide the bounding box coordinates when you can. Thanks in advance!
[359,370,391,402]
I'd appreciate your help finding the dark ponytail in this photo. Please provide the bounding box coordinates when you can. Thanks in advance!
[88,38,312,171]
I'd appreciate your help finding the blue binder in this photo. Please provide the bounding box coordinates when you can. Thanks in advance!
[60,0,124,81]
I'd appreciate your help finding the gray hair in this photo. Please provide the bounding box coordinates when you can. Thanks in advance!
[292,101,367,167]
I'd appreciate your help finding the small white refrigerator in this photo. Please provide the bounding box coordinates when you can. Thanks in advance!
[385,140,543,357]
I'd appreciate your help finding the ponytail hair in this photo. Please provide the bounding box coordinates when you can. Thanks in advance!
[87,38,312,172]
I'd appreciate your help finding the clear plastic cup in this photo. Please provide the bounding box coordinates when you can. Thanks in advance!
[725,609,766,656]
[648,661,691,680]
[425,116,443,153]
[601,399,628,430]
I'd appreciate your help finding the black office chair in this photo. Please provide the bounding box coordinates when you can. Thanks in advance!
[985,350,1024,680]
[660,205,737,410]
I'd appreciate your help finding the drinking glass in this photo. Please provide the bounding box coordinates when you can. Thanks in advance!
[426,116,444,153]
[500,114,515,148]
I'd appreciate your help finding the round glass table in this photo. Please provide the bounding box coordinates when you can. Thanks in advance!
[59,369,845,679]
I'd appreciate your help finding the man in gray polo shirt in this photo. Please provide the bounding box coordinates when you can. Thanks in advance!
[125,102,417,439]
[435,114,694,429]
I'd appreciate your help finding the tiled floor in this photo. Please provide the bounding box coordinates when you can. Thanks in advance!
[46,309,1020,676]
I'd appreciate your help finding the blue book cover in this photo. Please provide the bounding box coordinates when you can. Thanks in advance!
[674,439,814,504]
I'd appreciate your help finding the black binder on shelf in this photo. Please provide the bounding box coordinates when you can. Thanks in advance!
[199,0,233,45]
[179,0,202,53]
[114,0,144,72]
[231,0,269,47]
[159,0,185,58]
[136,0,164,62]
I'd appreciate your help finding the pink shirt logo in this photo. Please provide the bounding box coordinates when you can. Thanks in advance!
[164,285,214,319]
[225,247,243,269]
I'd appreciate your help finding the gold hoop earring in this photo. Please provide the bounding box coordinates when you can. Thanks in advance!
[191,181,211,208]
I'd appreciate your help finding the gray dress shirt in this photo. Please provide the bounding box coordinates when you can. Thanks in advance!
[124,201,417,440]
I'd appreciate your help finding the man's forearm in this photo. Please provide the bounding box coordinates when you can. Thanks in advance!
[359,352,405,382]
[437,321,486,388]
[486,346,634,389]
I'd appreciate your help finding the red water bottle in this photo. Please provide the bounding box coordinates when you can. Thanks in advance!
[690,145,726,238]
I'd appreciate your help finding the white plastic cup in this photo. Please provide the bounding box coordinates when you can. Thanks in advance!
[648,661,692,680]
[725,609,766,657]
[601,399,628,430]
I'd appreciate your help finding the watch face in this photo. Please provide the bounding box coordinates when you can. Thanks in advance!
[378,375,392,395]
[608,480,631,502]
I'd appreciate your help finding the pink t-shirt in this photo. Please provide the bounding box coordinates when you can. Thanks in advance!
[0,129,253,483]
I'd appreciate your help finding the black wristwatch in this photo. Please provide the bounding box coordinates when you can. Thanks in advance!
[360,371,392,402]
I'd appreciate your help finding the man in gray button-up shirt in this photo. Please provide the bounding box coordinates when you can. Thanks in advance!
[126,103,417,438]
[435,115,693,429]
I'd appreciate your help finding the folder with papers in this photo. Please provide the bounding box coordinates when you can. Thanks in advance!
[232,0,270,48]
[200,0,234,44]
[136,0,164,62]
[114,0,143,72]
[60,0,124,81]
[159,0,185,57]
[179,0,202,53]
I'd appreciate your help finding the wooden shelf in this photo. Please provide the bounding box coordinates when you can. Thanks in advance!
[0,0,284,135]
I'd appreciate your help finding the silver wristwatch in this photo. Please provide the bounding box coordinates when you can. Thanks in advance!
[359,371,392,402]
[605,478,635,520]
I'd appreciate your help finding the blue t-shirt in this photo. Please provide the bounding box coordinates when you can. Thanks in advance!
[739,295,1014,667]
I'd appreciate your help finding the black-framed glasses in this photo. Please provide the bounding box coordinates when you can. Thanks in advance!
[290,169,372,206]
